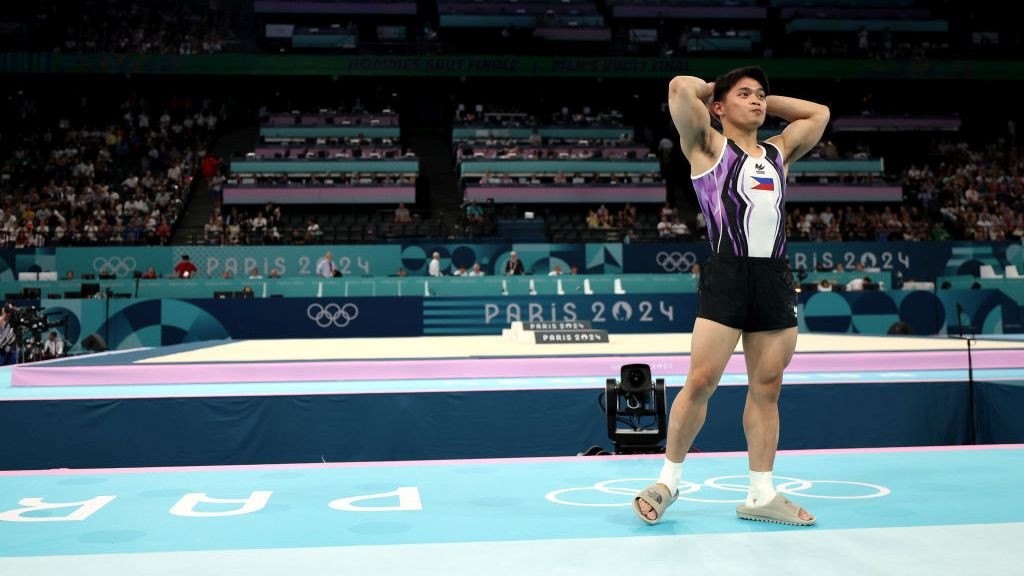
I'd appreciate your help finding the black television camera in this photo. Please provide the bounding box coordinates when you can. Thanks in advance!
[604,363,667,454]
[6,304,49,333]
[3,304,69,362]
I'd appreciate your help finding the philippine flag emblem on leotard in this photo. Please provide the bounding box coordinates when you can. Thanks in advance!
[752,176,775,191]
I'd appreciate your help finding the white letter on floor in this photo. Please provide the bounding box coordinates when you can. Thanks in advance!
[170,491,273,517]
[0,496,116,522]
[328,487,422,512]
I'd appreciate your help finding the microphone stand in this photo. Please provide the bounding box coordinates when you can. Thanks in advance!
[954,303,976,445]
[104,288,113,350]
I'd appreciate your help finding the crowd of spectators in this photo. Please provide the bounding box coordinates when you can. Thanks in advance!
[459,143,646,161]
[0,89,225,247]
[792,28,951,61]
[6,83,1022,249]
[476,171,660,187]
[786,137,1024,243]
[204,202,288,246]
[24,0,233,54]
[201,201,444,246]
[229,173,417,188]
[454,103,627,129]
[8,0,1017,65]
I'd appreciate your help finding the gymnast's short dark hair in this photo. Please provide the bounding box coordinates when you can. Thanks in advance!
[713,66,770,102]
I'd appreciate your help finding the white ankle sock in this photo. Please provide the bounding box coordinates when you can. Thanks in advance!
[657,458,683,496]
[747,470,776,507]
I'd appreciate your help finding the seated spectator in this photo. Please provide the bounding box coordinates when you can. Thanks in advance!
[42,331,65,360]
[620,203,637,229]
[248,267,263,279]
[818,279,834,292]
[466,200,484,224]
[657,217,673,239]
[846,276,873,291]
[467,263,485,277]
[428,252,443,277]
[394,203,412,223]
[251,212,268,234]
[304,219,323,243]
[204,214,223,244]
[141,267,158,279]
[156,218,172,245]
[670,216,690,239]
[549,265,563,276]
[503,251,524,275]
[528,128,542,147]
[174,255,197,279]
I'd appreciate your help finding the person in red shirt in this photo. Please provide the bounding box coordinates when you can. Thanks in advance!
[156,217,172,245]
[201,155,221,180]
[174,255,198,278]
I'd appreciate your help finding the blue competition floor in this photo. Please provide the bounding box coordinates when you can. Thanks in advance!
[3,365,1024,400]
[3,331,1023,574]
[1,446,1021,574]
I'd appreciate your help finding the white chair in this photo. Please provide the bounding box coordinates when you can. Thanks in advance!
[1006,265,1021,279]
[613,278,626,295]
[979,264,1002,279]
[37,271,58,281]
[556,279,565,295]
[583,278,594,295]
[17,272,38,281]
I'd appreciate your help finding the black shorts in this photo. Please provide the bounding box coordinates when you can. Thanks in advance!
[696,254,798,332]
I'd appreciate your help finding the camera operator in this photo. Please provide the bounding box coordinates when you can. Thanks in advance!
[0,304,18,366]
[42,330,65,360]
[0,303,70,363]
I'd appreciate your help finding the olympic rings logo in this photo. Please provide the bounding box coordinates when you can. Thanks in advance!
[306,303,359,328]
[92,256,137,276]
[545,476,891,507]
[656,251,697,272]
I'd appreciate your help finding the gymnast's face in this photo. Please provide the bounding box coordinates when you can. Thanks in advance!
[713,78,767,130]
